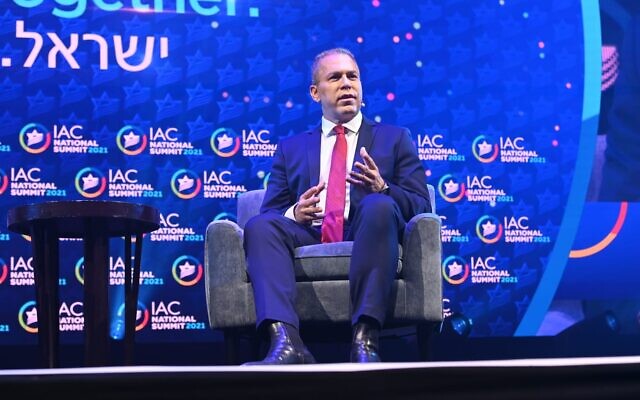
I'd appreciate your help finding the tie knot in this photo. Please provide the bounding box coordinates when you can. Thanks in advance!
[334,125,345,136]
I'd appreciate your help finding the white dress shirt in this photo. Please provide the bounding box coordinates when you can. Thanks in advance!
[285,112,363,225]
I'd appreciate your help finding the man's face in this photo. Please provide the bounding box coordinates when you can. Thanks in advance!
[309,53,362,123]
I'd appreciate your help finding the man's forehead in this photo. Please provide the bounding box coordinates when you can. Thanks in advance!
[317,54,359,73]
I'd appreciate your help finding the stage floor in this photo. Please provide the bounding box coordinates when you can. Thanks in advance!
[2,356,640,400]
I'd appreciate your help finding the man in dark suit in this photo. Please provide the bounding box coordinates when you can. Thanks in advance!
[243,47,431,364]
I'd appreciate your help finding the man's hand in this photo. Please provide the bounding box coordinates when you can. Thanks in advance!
[348,147,386,193]
[294,181,325,224]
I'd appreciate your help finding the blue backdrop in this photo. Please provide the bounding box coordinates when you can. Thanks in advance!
[0,0,613,345]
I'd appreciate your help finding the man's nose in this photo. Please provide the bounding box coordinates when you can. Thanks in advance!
[339,75,351,87]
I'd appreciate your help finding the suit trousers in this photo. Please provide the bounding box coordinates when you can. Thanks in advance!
[243,193,406,330]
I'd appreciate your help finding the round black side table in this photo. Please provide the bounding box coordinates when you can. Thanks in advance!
[7,200,160,368]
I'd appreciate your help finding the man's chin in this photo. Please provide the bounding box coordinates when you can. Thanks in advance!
[337,105,359,118]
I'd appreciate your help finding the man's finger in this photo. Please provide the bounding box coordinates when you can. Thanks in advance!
[360,147,377,170]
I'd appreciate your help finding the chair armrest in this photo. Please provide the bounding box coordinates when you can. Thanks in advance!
[204,220,247,287]
[205,219,259,329]
[401,212,443,322]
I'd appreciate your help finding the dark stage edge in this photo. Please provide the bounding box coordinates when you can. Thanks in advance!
[2,356,640,400]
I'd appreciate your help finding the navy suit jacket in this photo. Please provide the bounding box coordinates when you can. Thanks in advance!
[261,117,431,223]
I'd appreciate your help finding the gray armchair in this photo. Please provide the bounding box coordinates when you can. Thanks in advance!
[204,185,442,363]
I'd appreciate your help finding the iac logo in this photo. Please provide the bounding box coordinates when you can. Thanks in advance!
[75,167,107,198]
[111,302,150,339]
[438,174,466,203]
[441,255,469,285]
[472,135,499,163]
[210,127,241,157]
[0,169,9,195]
[18,300,39,333]
[475,215,503,244]
[19,123,51,154]
[0,258,8,285]
[170,169,202,199]
[171,255,203,286]
[116,125,147,155]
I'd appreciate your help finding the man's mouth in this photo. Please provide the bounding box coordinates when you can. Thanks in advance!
[338,94,356,102]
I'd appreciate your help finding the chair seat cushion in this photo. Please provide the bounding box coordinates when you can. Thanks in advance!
[293,242,403,281]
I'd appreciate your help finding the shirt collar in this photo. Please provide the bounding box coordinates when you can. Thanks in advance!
[321,112,363,137]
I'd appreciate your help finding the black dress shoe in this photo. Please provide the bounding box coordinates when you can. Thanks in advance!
[243,322,316,365]
[350,321,381,363]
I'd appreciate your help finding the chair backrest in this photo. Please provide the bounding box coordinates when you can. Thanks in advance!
[237,189,266,229]
[237,184,436,230]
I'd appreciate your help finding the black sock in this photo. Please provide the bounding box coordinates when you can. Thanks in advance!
[356,315,381,331]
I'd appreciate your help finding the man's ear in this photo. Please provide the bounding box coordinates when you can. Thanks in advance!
[309,85,319,102]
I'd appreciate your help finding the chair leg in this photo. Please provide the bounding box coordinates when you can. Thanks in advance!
[223,329,239,365]
[416,322,438,361]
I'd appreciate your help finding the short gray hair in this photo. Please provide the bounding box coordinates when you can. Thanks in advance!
[310,47,358,84]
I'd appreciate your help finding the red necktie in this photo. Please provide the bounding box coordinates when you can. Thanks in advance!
[321,124,347,243]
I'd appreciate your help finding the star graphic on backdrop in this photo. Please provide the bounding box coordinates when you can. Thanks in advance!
[246,21,272,46]
[186,50,213,77]
[500,46,525,69]
[514,296,531,318]
[507,168,534,194]
[216,63,243,89]
[474,32,497,58]
[217,96,245,123]
[449,73,473,97]
[477,94,502,119]
[217,30,242,56]
[305,24,330,48]
[448,43,471,66]
[185,18,213,44]
[155,61,182,87]
[488,316,513,336]
[123,80,151,108]
[363,59,390,82]
[278,100,304,125]
[394,70,419,95]
[186,83,213,110]
[155,94,183,120]
[276,66,303,92]
[487,285,511,310]
[419,1,442,21]
[91,92,120,118]
[275,33,303,60]
[246,53,273,79]
[446,12,470,35]
[59,112,87,129]
[422,61,445,84]
[187,116,214,140]
[122,15,150,35]
[450,103,475,129]
[421,29,443,53]
[275,2,303,25]
[393,101,420,126]
[513,263,538,289]
[536,189,560,215]
[247,85,274,112]
[475,63,498,87]
[473,3,496,25]
[499,17,524,38]
[0,77,22,102]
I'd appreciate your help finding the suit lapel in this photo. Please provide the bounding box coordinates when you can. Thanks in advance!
[307,126,321,186]
[354,118,375,167]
